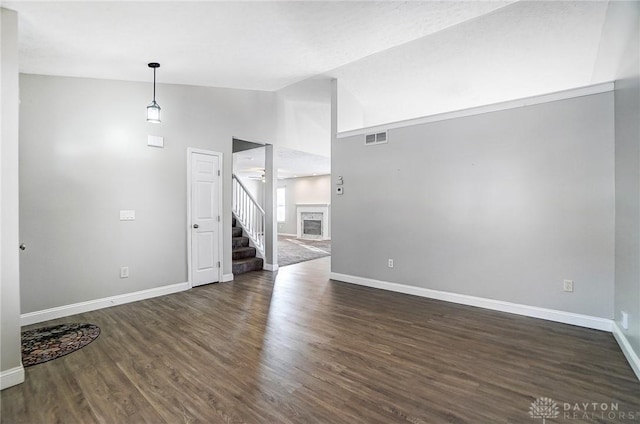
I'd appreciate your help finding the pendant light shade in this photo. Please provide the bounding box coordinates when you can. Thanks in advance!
[147,100,161,123]
[147,62,161,123]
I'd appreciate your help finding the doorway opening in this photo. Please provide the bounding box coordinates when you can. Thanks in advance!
[232,138,267,275]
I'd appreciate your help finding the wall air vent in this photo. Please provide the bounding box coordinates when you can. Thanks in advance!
[364,131,388,145]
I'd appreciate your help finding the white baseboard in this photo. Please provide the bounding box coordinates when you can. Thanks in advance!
[278,233,297,237]
[263,263,279,272]
[1,366,24,390]
[329,272,612,332]
[20,282,190,326]
[612,322,640,381]
[222,273,234,282]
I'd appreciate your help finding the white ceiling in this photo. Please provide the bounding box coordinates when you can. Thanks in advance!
[5,1,515,91]
[233,147,330,180]
[329,0,614,129]
[5,0,625,135]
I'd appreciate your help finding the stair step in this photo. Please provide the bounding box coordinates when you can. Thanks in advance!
[232,257,263,275]
[232,217,237,227]
[232,227,243,237]
[232,236,249,248]
[232,246,256,260]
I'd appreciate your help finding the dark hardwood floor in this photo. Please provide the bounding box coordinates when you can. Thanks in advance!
[2,257,639,423]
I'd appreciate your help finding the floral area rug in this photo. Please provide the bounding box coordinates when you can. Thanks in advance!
[21,323,100,367]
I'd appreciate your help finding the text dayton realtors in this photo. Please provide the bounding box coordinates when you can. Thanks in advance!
[562,402,637,421]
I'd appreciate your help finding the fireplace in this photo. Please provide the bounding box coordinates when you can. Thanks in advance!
[301,213,323,239]
[296,204,330,240]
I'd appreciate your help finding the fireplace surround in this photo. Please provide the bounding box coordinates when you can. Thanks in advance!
[296,204,330,240]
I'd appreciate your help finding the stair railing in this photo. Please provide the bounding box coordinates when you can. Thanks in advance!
[232,174,265,256]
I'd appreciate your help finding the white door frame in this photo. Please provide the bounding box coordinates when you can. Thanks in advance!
[187,148,223,288]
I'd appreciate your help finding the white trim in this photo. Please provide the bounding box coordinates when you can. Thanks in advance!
[329,272,612,332]
[336,82,615,139]
[232,211,265,259]
[0,366,25,390]
[297,204,330,240]
[612,322,640,381]
[263,263,279,272]
[187,148,224,288]
[278,233,297,237]
[222,273,234,282]
[20,282,189,326]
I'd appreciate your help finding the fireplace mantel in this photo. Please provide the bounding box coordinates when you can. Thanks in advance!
[296,204,330,240]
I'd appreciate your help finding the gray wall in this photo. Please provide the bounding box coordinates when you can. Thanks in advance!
[276,78,331,157]
[278,175,331,236]
[19,74,276,313]
[332,92,615,318]
[1,8,23,382]
[614,2,640,357]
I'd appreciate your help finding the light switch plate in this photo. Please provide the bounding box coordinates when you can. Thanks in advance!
[147,135,164,148]
[120,210,135,221]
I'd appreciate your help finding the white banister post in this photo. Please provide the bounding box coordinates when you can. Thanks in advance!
[264,144,278,271]
[232,178,236,214]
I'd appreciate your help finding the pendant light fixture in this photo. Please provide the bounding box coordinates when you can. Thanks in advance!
[146,62,161,123]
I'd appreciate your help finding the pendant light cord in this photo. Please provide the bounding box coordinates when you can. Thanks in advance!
[153,68,156,102]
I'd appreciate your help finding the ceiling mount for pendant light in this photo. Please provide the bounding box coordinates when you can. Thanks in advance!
[146,62,161,123]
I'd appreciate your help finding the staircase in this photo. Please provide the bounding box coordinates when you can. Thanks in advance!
[232,215,263,275]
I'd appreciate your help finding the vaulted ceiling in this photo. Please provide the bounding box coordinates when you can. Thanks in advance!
[6,1,515,90]
[329,0,619,129]
[5,1,624,130]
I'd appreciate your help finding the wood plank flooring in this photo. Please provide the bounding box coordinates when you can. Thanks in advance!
[2,257,639,423]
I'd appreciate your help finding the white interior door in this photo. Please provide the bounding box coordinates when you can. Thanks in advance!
[190,151,221,286]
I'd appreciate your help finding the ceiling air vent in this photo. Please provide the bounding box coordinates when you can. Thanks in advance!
[364,131,388,146]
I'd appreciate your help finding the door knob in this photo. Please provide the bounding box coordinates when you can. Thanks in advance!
[19,243,26,251]
[193,224,199,229]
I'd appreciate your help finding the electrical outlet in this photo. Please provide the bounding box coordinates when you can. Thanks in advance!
[388,259,394,268]
[563,279,574,292]
[120,267,129,278]
[621,311,629,330]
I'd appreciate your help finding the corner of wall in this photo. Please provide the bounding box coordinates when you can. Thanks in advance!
[1,7,25,384]
[613,0,640,381]
[336,81,365,133]
[613,323,640,381]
